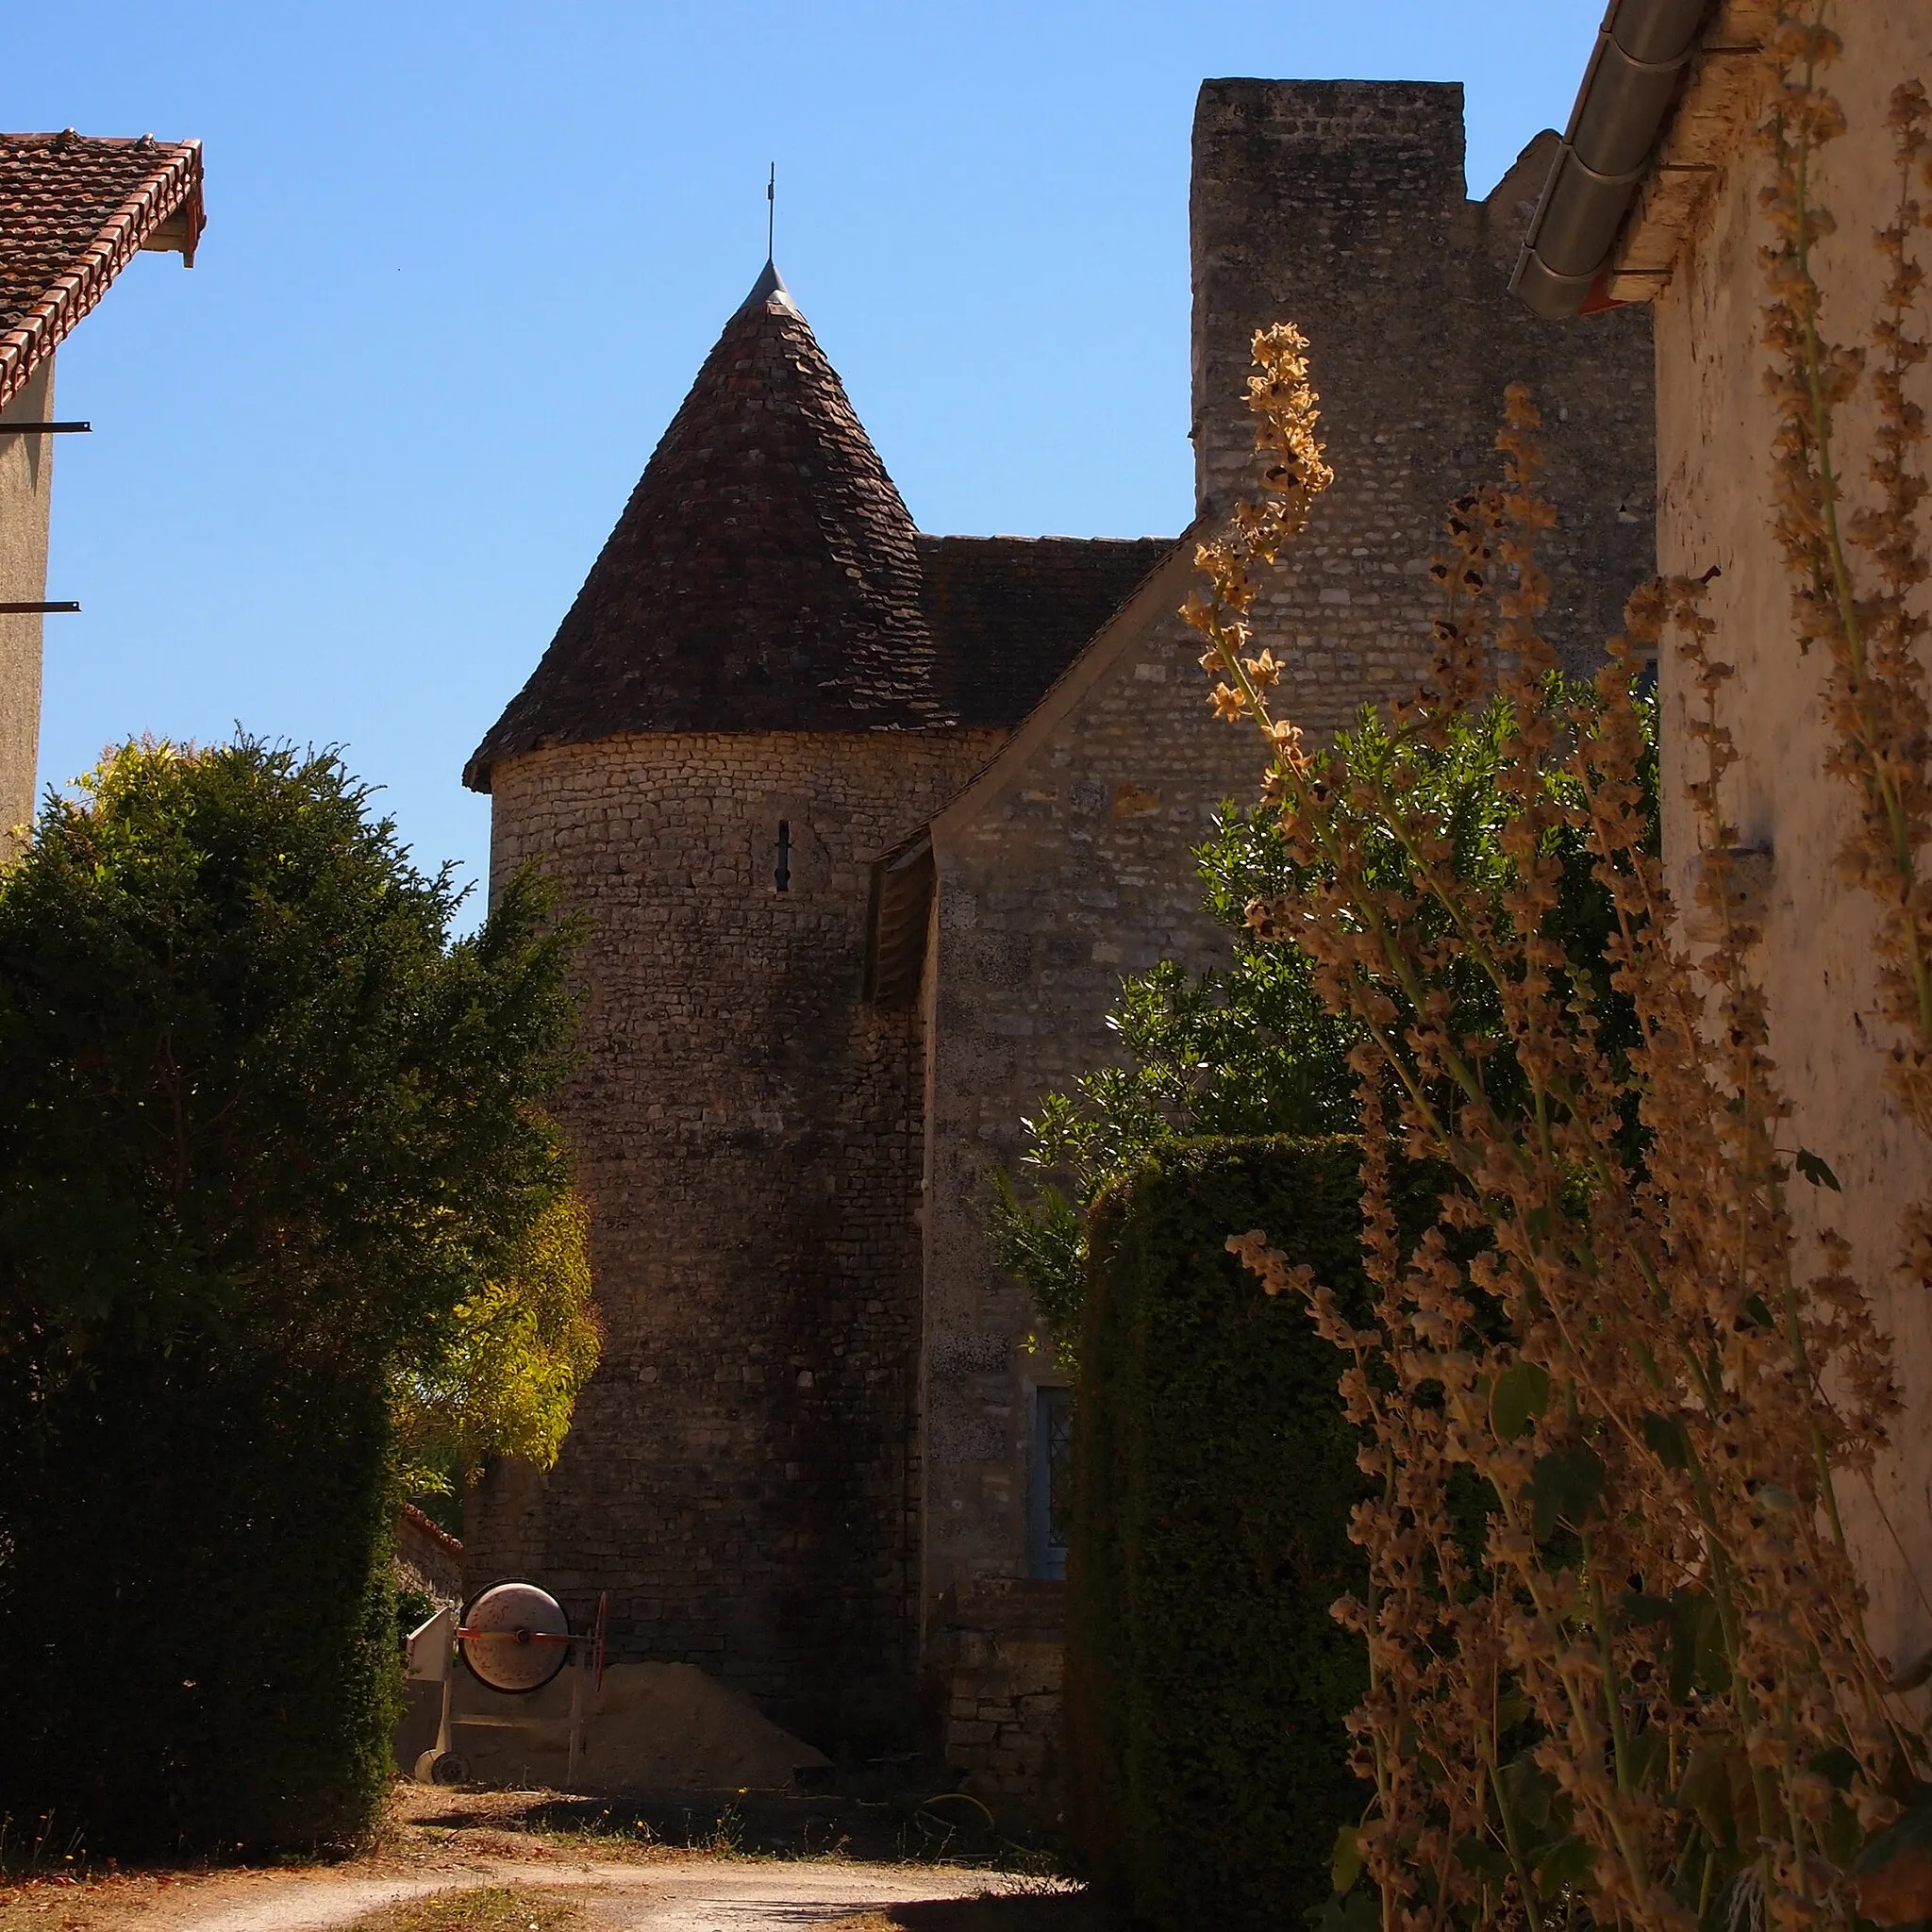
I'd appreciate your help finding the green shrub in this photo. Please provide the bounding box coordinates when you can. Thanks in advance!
[1067,1137,1422,1930]
[0,739,578,1855]
[0,1340,396,1855]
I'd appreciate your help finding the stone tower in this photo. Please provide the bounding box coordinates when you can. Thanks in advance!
[461,263,1155,1747]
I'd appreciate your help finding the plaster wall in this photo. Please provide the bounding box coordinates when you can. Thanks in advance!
[466,728,997,1749]
[1652,10,1932,1672]
[0,358,55,858]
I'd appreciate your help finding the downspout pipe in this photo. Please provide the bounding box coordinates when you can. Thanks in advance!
[1510,0,1712,320]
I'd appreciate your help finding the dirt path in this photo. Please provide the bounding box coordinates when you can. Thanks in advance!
[144,1859,1001,1932]
[0,1790,1095,1932]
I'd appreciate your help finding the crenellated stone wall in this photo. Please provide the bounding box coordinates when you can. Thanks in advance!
[467,727,999,1750]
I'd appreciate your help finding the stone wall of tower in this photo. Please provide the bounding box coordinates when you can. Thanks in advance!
[467,726,999,1750]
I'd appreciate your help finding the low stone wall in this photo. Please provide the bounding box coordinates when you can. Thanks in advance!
[396,1502,463,1608]
[926,1578,1066,1819]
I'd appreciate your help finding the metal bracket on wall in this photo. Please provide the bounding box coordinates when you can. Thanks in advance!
[0,422,91,435]
[0,602,81,614]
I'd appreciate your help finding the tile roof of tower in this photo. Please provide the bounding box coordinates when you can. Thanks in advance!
[0,131,205,413]
[463,271,1179,791]
[464,266,948,785]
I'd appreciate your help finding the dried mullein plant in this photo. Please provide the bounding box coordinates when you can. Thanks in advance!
[1188,30,1932,1918]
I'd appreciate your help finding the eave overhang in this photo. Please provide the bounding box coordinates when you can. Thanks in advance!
[0,135,205,414]
[1512,0,1774,320]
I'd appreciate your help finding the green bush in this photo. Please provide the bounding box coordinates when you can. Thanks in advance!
[0,1341,396,1855]
[1066,1137,1418,1930]
[991,691,1650,1373]
[0,740,577,1855]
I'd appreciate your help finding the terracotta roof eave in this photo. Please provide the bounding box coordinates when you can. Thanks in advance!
[0,137,205,414]
[399,1501,463,1556]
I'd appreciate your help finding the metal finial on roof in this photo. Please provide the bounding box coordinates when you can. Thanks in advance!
[741,256,791,311]
[737,164,791,312]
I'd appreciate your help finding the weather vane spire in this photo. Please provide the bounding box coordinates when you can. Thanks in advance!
[766,163,775,264]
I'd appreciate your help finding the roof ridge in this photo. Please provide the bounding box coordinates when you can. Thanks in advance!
[0,135,205,414]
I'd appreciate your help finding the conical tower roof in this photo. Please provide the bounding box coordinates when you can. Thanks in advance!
[465,265,949,788]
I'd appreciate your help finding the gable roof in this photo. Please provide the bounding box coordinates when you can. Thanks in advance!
[1,131,205,413]
[919,535,1174,728]
[465,265,947,787]
[864,531,1204,1003]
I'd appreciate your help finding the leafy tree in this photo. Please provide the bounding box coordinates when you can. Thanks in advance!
[990,692,1650,1367]
[0,738,580,1852]
[392,1190,602,1500]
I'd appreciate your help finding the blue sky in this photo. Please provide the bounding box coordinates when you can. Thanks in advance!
[18,0,1605,913]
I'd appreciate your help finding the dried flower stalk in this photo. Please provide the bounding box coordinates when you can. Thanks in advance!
[1188,89,1929,1918]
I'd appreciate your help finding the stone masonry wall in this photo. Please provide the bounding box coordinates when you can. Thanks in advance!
[1193,80,1654,684]
[922,81,1658,1647]
[924,1579,1066,1814]
[468,726,999,1750]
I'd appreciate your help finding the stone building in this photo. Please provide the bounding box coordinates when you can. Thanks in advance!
[0,132,205,856]
[463,78,1654,1790]
[1517,0,1932,1682]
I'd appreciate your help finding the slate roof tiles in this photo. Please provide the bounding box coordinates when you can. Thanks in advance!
[466,268,1174,788]
[466,268,947,784]
[919,534,1174,729]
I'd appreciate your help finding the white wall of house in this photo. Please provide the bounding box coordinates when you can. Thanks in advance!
[0,355,56,858]
[1654,11,1932,1672]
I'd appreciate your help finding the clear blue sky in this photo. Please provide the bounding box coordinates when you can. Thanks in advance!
[18,0,1604,914]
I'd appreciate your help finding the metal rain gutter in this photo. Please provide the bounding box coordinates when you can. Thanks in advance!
[1510,0,1712,321]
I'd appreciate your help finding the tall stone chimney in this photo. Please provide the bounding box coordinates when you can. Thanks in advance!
[1188,79,1655,679]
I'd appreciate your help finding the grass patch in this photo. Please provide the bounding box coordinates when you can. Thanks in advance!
[349,1887,587,1932]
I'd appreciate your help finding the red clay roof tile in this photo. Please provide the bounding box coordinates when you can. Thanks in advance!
[0,131,204,413]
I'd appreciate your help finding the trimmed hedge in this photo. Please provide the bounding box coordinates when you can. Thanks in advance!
[0,1340,397,1856]
[1065,1136,1407,1930]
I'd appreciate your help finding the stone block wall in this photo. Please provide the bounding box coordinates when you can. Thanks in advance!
[923,563,1283,1615]
[1192,80,1654,682]
[1648,8,1932,1674]
[921,81,1659,1635]
[467,726,998,1750]
[395,1503,463,1609]
[924,1579,1067,1816]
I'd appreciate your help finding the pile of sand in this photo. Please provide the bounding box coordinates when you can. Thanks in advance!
[443,1661,831,1793]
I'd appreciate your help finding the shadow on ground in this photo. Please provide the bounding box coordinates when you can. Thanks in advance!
[851,1899,1109,1929]
[407,1784,1052,1871]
